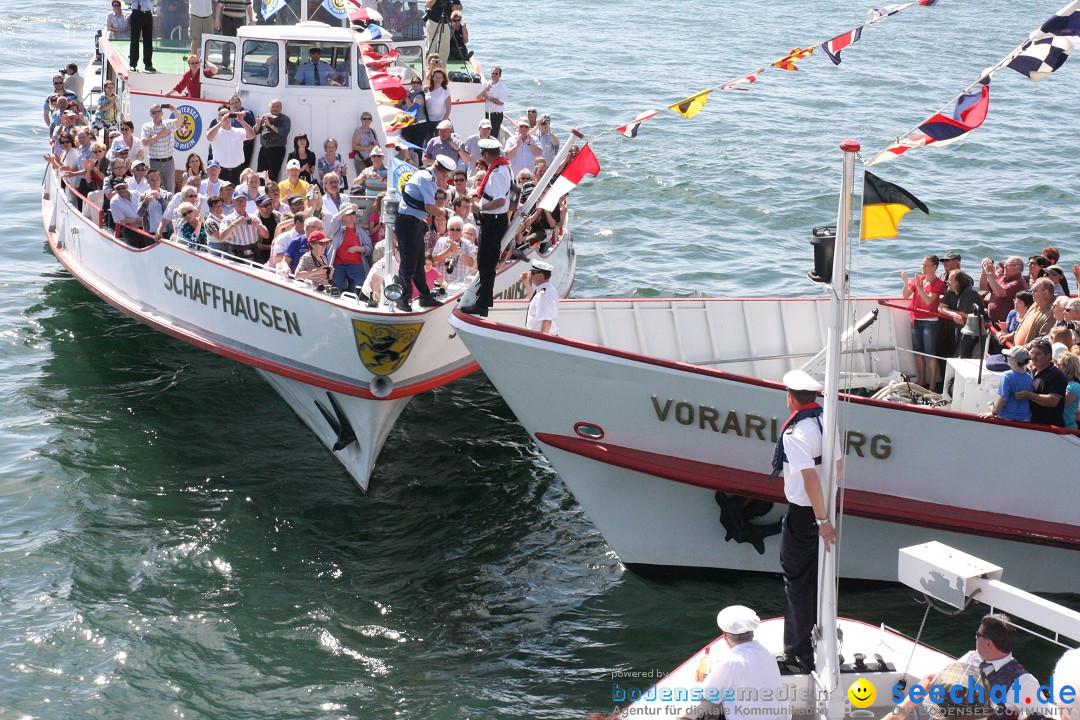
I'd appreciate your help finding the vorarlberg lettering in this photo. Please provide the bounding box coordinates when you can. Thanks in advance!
[651,395,892,459]
[163,266,302,336]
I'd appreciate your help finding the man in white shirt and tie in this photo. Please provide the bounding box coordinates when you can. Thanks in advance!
[128,0,156,73]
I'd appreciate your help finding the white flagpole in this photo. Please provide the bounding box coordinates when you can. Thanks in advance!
[815,139,859,719]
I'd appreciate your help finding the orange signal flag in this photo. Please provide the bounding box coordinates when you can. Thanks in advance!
[772,46,816,71]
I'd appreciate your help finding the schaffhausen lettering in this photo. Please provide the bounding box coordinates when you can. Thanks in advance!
[163,265,302,336]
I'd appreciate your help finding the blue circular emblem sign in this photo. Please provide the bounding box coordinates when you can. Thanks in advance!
[174,105,202,152]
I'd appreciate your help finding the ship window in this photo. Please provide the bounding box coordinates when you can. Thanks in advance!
[394,45,425,81]
[286,42,352,87]
[204,39,236,81]
[242,40,279,87]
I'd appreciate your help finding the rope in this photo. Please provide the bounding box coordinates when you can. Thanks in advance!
[901,601,934,681]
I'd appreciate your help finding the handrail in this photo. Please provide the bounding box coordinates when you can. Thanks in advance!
[877,298,1011,349]
[876,299,953,322]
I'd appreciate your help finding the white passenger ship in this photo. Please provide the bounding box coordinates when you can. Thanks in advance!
[42,5,577,490]
[450,139,1080,593]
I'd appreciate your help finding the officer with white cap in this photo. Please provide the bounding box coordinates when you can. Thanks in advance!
[682,606,789,720]
[522,260,558,335]
[771,369,838,674]
[460,136,511,317]
[394,154,454,311]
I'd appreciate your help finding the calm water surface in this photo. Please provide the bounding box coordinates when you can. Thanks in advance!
[1,1,1077,718]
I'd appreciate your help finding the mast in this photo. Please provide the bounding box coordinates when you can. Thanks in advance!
[815,139,859,717]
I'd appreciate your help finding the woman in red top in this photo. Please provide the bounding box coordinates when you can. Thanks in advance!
[331,205,372,295]
[168,55,205,99]
[901,254,946,389]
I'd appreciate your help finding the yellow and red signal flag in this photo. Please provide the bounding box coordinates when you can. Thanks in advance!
[385,108,417,133]
[668,90,712,119]
[772,46,816,71]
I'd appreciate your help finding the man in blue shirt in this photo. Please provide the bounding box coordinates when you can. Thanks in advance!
[285,217,324,273]
[982,346,1033,422]
[293,47,335,86]
[393,155,454,312]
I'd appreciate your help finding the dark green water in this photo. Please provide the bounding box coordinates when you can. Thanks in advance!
[3,1,1078,717]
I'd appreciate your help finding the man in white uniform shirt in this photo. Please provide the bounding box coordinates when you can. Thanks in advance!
[523,261,558,335]
[459,138,510,317]
[680,606,789,720]
[774,370,838,674]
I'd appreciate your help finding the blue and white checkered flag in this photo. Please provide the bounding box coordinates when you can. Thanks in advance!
[1007,36,1077,81]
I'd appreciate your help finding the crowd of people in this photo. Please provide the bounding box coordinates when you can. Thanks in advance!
[902,248,1080,428]
[45,11,572,312]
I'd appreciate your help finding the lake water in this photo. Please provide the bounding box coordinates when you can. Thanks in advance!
[1,1,1077,717]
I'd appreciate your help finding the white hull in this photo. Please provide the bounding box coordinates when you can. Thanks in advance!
[625,617,953,719]
[42,169,575,490]
[450,298,1080,591]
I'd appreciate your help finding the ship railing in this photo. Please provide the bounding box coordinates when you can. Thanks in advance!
[53,168,276,274]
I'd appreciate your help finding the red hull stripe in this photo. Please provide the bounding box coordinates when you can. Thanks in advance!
[534,433,1080,551]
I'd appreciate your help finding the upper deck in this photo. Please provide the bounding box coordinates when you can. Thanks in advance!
[94,12,489,178]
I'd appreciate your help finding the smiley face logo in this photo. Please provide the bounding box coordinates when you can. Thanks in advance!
[847,678,876,708]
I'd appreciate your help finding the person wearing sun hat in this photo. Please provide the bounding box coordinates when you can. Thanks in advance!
[681,606,788,720]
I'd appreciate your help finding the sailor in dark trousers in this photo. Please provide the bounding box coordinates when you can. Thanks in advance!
[773,369,838,672]
[460,138,511,317]
[128,0,156,72]
[392,155,453,312]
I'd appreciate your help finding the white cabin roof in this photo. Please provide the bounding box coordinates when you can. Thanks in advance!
[239,22,356,43]
[237,21,393,44]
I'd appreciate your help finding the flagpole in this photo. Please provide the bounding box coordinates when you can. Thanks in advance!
[815,138,860,719]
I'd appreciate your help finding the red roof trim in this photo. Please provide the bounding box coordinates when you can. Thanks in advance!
[534,433,1080,550]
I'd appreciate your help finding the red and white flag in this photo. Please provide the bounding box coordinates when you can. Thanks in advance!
[720,66,766,91]
[616,110,658,138]
[539,143,601,212]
